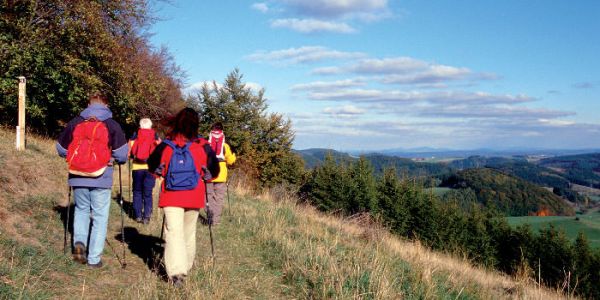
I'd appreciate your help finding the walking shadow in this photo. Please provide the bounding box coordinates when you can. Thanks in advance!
[53,203,74,252]
[113,193,136,220]
[115,227,167,281]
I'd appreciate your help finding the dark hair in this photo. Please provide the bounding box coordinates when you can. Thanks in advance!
[211,122,223,131]
[89,91,108,105]
[165,107,199,140]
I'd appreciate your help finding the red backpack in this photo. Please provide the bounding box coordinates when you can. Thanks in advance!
[131,128,156,163]
[67,119,111,177]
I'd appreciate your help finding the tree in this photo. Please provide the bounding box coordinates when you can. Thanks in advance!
[0,0,183,135]
[189,69,303,188]
[347,157,378,214]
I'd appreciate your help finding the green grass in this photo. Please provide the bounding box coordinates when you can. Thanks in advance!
[507,211,600,248]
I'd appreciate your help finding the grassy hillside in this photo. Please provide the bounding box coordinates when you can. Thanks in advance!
[0,128,568,299]
[441,168,575,216]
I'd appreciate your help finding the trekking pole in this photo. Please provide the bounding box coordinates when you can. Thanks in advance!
[201,166,215,261]
[128,159,132,203]
[226,181,231,216]
[64,186,71,255]
[206,183,215,260]
[118,164,127,269]
[159,213,165,242]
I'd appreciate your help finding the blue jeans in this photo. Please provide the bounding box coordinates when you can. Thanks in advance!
[73,187,112,264]
[132,170,156,219]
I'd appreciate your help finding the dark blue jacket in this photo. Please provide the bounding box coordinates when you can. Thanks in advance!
[56,104,128,188]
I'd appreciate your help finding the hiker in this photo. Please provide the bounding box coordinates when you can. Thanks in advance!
[56,92,128,268]
[206,122,236,225]
[128,118,161,224]
[147,108,219,285]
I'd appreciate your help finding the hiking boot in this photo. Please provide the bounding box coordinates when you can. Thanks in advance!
[143,218,150,225]
[72,242,87,264]
[87,260,103,269]
[136,217,143,223]
[171,275,185,287]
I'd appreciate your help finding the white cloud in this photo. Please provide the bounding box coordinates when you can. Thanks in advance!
[323,105,366,116]
[184,80,262,94]
[246,46,365,65]
[307,89,534,105]
[311,66,345,75]
[290,79,365,91]
[538,118,576,126]
[314,56,498,85]
[251,2,269,13]
[279,0,389,20]
[417,105,575,120]
[270,18,357,34]
[352,57,428,74]
[245,82,264,93]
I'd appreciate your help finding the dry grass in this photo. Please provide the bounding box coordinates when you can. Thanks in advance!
[0,128,573,299]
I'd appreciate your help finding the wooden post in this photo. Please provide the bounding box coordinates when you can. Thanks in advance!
[16,76,26,151]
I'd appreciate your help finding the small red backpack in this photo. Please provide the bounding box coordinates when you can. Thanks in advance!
[131,128,156,163]
[67,118,111,177]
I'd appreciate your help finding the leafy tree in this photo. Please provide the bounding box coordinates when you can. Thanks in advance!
[189,69,303,188]
[0,0,183,135]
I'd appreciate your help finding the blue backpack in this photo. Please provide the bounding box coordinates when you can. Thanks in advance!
[163,140,200,191]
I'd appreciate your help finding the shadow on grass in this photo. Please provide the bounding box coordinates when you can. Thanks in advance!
[52,203,74,253]
[115,227,167,281]
[113,193,136,221]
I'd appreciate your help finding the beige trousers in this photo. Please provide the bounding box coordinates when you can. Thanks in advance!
[162,207,200,277]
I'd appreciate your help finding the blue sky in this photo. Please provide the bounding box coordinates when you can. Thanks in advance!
[150,0,600,151]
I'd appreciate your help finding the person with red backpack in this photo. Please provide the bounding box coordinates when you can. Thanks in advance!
[56,92,128,268]
[128,118,161,224]
[147,108,219,286]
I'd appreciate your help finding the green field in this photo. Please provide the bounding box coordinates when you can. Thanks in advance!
[431,187,452,197]
[507,211,600,248]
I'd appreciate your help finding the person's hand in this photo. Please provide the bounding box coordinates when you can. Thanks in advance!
[201,166,213,181]
[154,163,165,176]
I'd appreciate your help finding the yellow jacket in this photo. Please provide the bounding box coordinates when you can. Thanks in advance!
[212,143,236,182]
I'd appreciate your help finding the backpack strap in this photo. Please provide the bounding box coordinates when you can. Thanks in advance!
[163,139,176,149]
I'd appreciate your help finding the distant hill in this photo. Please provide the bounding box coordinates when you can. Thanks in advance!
[363,153,453,178]
[449,156,572,189]
[367,148,600,159]
[441,168,575,216]
[296,149,453,178]
[297,150,598,207]
[539,153,600,188]
[293,148,354,168]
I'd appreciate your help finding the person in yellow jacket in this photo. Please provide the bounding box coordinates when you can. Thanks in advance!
[206,122,236,225]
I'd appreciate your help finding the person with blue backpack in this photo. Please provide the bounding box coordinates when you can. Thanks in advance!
[147,108,219,286]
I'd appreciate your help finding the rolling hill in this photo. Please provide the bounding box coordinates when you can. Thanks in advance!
[539,153,600,187]
[441,168,575,216]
